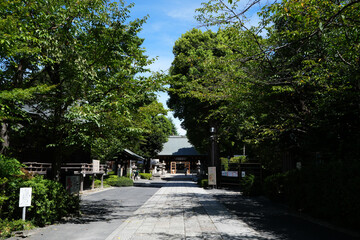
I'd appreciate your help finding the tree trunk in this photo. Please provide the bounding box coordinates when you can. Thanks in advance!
[48,63,63,181]
[1,123,9,155]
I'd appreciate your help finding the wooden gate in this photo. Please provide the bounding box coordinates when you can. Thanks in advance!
[184,162,190,175]
[171,162,176,174]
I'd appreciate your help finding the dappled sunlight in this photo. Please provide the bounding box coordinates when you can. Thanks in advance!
[106,179,269,240]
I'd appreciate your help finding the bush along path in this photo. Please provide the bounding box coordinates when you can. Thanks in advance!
[0,155,80,239]
[94,172,156,189]
[1,163,139,238]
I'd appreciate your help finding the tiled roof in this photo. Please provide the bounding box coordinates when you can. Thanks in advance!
[123,149,145,161]
[158,136,204,156]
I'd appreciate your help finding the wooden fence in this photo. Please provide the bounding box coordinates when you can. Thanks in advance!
[23,162,107,175]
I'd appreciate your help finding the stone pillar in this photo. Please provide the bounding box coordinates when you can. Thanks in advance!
[91,174,95,190]
[80,174,84,192]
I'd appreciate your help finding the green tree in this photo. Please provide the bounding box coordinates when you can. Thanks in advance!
[170,0,360,170]
[134,98,177,158]
[257,0,360,163]
[168,29,223,154]
[0,0,163,178]
[168,26,264,158]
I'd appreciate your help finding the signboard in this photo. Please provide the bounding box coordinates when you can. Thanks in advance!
[93,160,100,173]
[222,171,239,177]
[241,171,246,178]
[66,176,81,194]
[208,167,217,185]
[19,188,32,207]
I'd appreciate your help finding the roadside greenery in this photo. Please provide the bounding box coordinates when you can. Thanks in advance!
[169,0,360,229]
[0,155,79,238]
[139,173,152,180]
[3,176,79,227]
[94,179,110,188]
[198,178,209,188]
[240,174,261,196]
[0,219,34,239]
[105,175,133,187]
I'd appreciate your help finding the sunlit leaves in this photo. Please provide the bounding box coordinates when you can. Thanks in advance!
[171,0,360,164]
[1,0,169,162]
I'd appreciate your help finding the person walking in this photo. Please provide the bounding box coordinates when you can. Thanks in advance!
[184,167,188,176]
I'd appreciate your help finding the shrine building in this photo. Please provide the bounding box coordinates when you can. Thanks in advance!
[157,136,207,174]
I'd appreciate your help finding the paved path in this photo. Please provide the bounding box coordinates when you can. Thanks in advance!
[10,174,358,240]
[106,180,267,240]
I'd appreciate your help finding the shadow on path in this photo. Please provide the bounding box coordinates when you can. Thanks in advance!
[210,190,360,240]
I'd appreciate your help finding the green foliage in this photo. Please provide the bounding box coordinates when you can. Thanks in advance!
[139,173,152,180]
[231,156,247,163]
[132,100,177,159]
[0,85,54,121]
[263,172,287,201]
[1,0,170,171]
[240,174,261,196]
[263,162,360,230]
[0,155,24,178]
[168,28,249,154]
[1,176,79,227]
[198,178,209,188]
[0,177,8,214]
[94,179,110,188]
[105,175,133,187]
[170,0,360,172]
[0,219,34,239]
[220,158,229,171]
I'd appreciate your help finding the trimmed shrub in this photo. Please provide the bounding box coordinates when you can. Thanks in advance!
[2,176,80,227]
[94,179,110,188]
[263,172,287,201]
[240,174,262,196]
[139,173,152,180]
[198,179,208,188]
[105,176,133,187]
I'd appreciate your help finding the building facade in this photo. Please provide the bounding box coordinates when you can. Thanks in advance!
[157,136,207,174]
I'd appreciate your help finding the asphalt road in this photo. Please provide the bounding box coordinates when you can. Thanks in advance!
[10,186,159,240]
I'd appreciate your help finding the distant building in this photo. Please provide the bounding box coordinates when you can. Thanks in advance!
[157,136,207,174]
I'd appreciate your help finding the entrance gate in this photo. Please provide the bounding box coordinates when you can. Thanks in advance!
[170,161,190,174]
[171,162,176,174]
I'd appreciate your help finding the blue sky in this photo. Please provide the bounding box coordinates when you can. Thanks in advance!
[125,0,267,135]
[127,0,205,135]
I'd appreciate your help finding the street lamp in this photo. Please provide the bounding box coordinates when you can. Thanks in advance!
[210,127,216,167]
[209,126,219,188]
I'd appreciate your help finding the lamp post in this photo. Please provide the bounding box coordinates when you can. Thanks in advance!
[208,126,218,187]
[210,127,216,167]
